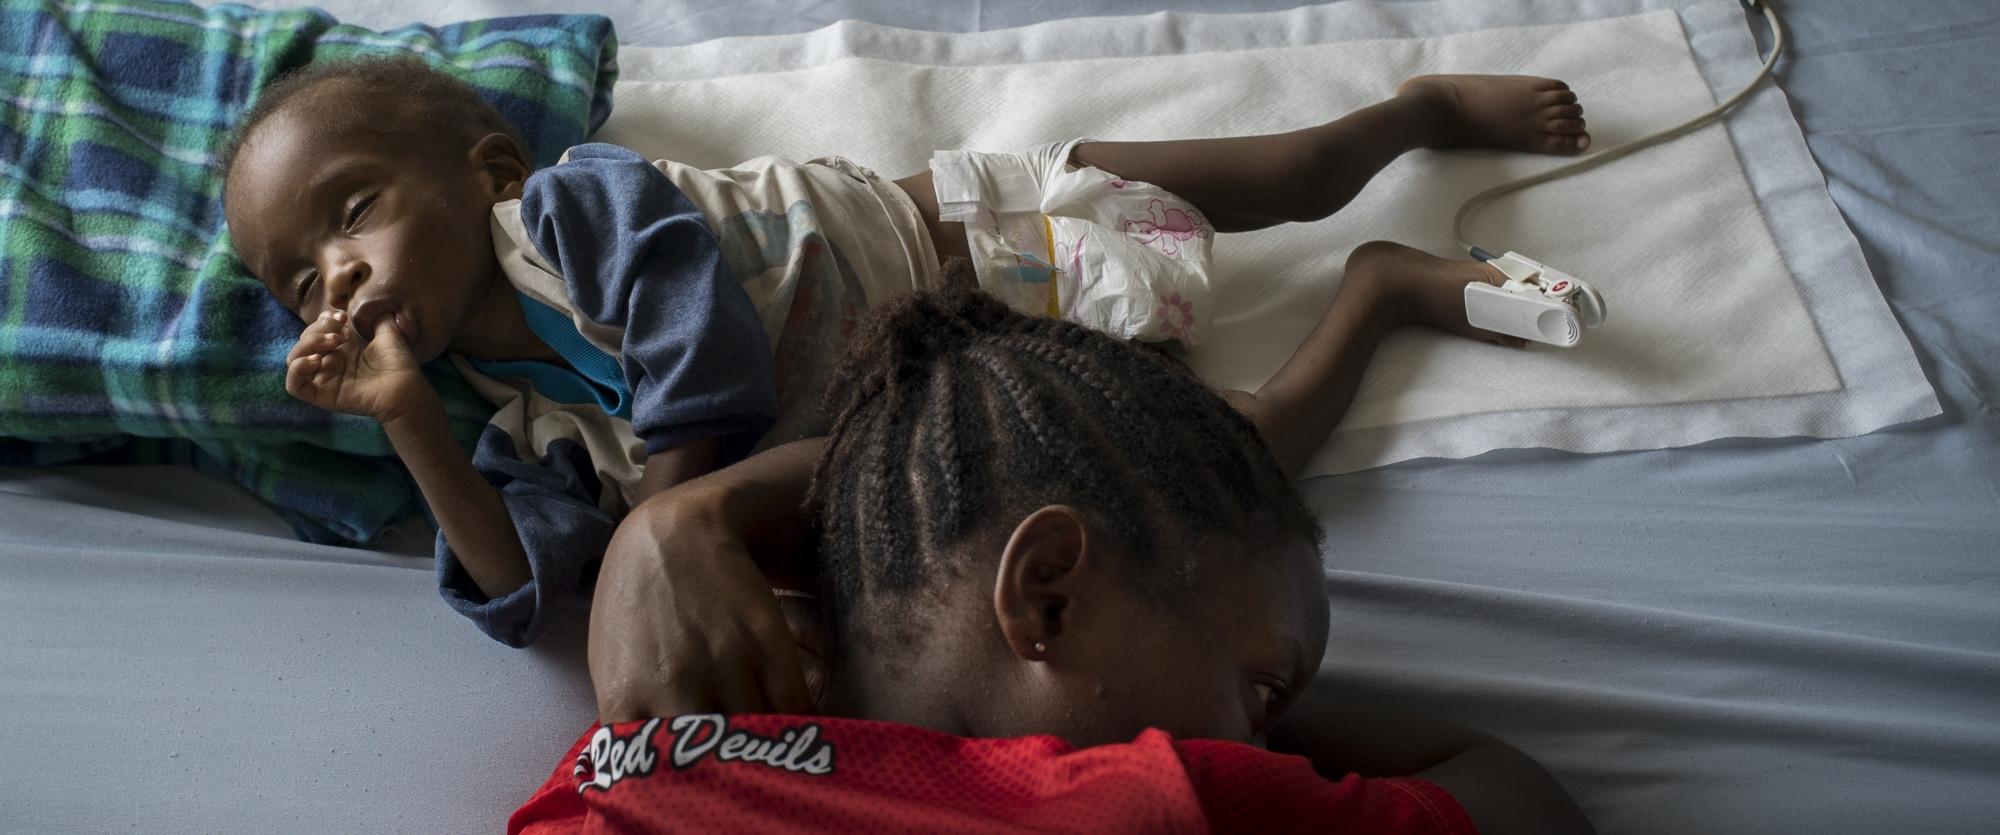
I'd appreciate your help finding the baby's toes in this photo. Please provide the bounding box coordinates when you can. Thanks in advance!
[1541,132,1590,154]
[1541,94,1587,153]
[1549,115,1586,134]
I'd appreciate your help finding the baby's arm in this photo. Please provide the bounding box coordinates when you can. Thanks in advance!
[380,382,531,597]
[1267,690,1594,835]
[286,309,531,599]
[518,143,779,503]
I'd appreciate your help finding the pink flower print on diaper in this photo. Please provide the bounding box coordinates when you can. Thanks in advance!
[1123,199,1210,257]
[1156,292,1194,342]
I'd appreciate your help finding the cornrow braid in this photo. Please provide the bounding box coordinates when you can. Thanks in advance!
[807,286,1321,649]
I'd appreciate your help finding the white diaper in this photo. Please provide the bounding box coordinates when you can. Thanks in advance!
[929,139,1217,346]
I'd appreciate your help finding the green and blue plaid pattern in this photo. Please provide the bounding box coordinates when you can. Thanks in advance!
[0,0,617,543]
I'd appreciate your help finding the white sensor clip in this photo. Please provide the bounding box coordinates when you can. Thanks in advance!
[1463,251,1608,348]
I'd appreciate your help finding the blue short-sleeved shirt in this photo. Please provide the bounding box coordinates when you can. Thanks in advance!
[430,141,936,647]
[436,143,778,647]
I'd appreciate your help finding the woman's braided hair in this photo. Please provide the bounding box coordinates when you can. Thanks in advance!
[806,285,1321,647]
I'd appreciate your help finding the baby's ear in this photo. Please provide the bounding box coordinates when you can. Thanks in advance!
[469,133,531,201]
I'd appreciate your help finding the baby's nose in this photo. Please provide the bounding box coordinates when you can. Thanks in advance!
[325,259,371,309]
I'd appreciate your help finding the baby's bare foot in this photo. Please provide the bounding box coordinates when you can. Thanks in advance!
[1343,240,1526,348]
[1396,74,1591,155]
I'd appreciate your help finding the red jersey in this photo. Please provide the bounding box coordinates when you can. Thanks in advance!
[511,714,1474,834]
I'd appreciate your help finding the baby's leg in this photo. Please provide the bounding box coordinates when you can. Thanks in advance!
[1069,75,1588,232]
[890,75,1586,471]
[1229,241,1523,476]
[894,75,1585,259]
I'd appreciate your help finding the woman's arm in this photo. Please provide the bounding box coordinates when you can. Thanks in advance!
[589,438,827,722]
[1267,689,1594,835]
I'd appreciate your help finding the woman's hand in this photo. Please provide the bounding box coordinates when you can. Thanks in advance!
[284,309,428,422]
[589,490,814,722]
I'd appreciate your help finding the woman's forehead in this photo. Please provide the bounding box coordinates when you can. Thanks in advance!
[1189,539,1329,648]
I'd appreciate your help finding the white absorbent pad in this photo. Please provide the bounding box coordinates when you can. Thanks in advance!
[600,0,1939,476]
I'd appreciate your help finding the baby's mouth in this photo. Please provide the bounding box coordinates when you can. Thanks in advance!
[350,297,417,347]
[392,309,420,346]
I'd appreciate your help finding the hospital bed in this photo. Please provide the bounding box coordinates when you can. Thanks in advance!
[2,1,1994,831]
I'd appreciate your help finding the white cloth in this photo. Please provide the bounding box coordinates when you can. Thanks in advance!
[601,1,1938,476]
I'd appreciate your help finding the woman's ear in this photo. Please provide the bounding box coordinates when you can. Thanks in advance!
[992,505,1094,662]
[468,132,531,201]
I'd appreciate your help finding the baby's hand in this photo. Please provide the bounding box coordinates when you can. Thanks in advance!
[284,310,429,423]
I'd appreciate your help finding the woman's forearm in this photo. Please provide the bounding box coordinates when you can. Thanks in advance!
[659,437,827,588]
[588,438,829,720]
[1268,690,1592,835]
[1267,692,1488,778]
[381,388,531,599]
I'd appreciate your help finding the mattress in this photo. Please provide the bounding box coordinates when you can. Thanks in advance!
[2,1,1994,832]
[592,2,1935,476]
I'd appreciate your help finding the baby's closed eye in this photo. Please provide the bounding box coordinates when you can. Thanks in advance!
[287,265,322,310]
[343,193,377,232]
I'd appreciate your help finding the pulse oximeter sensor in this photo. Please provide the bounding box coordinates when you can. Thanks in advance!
[1449,0,1785,348]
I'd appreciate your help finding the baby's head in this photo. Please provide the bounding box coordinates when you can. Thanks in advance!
[810,289,1329,746]
[222,57,532,362]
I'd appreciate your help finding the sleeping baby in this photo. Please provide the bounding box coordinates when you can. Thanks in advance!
[220,56,1590,647]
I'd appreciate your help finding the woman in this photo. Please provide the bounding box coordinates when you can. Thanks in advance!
[515,289,1590,833]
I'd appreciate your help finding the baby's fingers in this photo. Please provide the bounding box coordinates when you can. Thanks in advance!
[288,322,335,363]
[331,321,363,363]
[284,354,319,397]
[290,312,350,361]
[313,347,349,384]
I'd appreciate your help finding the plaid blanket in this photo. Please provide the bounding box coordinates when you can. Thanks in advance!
[0,0,616,543]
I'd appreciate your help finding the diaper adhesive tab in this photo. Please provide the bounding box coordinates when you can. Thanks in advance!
[930,150,1045,223]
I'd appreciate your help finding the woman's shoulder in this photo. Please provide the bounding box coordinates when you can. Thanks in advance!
[513,715,1471,834]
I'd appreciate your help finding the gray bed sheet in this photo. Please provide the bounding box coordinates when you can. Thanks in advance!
[3,1,1994,832]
